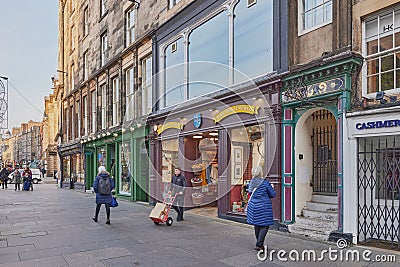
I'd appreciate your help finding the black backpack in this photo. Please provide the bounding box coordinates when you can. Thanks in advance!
[98,175,111,195]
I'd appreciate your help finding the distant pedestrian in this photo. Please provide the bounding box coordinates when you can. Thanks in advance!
[93,166,115,225]
[13,170,21,191]
[22,167,33,191]
[246,166,276,252]
[0,166,11,189]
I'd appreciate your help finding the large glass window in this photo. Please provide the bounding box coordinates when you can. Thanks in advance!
[101,84,107,129]
[299,0,332,33]
[83,7,89,36]
[101,33,108,66]
[100,0,107,17]
[120,142,131,195]
[83,52,88,81]
[234,1,273,83]
[165,39,185,107]
[230,125,265,213]
[125,67,134,121]
[98,147,106,167]
[141,55,152,115]
[169,0,182,9]
[161,139,179,186]
[364,9,400,95]
[77,101,81,137]
[126,8,135,47]
[112,77,120,126]
[91,90,96,133]
[188,11,229,98]
[83,96,88,136]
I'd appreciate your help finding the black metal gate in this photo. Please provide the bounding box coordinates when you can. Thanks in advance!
[311,111,337,194]
[358,136,400,249]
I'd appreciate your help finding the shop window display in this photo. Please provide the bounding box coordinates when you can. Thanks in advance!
[189,133,219,206]
[161,139,179,196]
[120,142,131,195]
[98,147,106,167]
[230,125,265,213]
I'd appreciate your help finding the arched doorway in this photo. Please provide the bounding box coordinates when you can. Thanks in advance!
[295,108,338,214]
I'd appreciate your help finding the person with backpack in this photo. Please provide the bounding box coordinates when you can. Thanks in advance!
[0,166,11,189]
[93,166,115,225]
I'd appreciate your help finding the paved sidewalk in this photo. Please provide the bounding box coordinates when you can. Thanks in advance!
[0,184,398,266]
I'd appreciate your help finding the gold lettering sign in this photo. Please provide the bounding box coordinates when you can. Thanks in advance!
[157,122,184,135]
[214,105,260,123]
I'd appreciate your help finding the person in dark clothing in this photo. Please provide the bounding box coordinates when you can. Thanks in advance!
[13,170,22,191]
[22,167,33,191]
[0,167,11,189]
[93,166,115,225]
[170,166,186,221]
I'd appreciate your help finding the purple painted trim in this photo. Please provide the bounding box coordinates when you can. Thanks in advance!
[285,187,292,222]
[284,109,292,120]
[284,126,292,174]
[285,176,292,184]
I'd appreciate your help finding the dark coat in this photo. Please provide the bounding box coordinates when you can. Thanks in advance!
[170,173,186,202]
[0,168,10,181]
[13,172,22,184]
[246,178,276,226]
[93,172,115,204]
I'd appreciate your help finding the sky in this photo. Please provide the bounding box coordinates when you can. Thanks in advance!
[0,0,58,130]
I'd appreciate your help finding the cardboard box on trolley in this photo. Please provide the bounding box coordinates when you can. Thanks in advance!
[149,203,168,220]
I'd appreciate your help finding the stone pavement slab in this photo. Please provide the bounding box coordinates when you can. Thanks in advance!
[0,184,399,266]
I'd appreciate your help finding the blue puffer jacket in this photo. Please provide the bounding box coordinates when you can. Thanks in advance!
[93,172,115,204]
[246,178,276,226]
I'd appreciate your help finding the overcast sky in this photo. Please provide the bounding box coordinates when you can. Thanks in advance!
[0,0,58,130]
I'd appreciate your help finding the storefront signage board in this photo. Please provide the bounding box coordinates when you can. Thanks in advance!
[157,122,184,135]
[213,105,260,123]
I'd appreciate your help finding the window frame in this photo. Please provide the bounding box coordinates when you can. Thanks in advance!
[298,0,333,36]
[91,90,97,133]
[77,100,81,138]
[83,96,88,136]
[101,32,108,66]
[101,84,107,129]
[125,67,135,121]
[141,54,152,116]
[112,77,120,126]
[100,0,108,18]
[362,7,400,97]
[83,52,88,81]
[169,0,182,9]
[83,6,89,37]
[126,8,135,47]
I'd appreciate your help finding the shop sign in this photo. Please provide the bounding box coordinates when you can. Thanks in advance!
[157,122,184,135]
[214,105,260,123]
[356,119,400,130]
[282,77,344,103]
[194,113,202,128]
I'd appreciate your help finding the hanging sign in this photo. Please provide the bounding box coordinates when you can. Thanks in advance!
[157,122,184,135]
[214,105,260,123]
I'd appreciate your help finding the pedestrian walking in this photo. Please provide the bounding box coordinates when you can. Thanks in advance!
[0,166,11,189]
[169,166,186,221]
[13,170,21,191]
[246,166,276,252]
[93,166,115,225]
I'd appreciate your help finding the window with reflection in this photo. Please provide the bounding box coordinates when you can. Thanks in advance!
[165,39,185,107]
[188,11,229,98]
[234,1,273,83]
[364,8,400,94]
[120,142,131,195]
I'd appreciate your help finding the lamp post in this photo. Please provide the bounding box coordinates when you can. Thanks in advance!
[0,76,9,136]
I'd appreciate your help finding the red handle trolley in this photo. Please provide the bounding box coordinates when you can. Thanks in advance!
[149,192,178,226]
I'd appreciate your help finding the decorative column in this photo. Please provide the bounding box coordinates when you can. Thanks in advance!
[337,94,345,232]
[282,108,295,224]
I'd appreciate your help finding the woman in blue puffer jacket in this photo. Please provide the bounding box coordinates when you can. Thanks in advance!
[246,166,276,251]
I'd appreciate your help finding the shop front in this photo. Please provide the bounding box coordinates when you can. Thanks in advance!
[346,108,400,247]
[149,83,282,223]
[281,55,362,238]
[58,141,83,190]
[83,127,149,202]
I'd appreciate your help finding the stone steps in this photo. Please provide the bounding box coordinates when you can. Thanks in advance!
[289,194,338,241]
